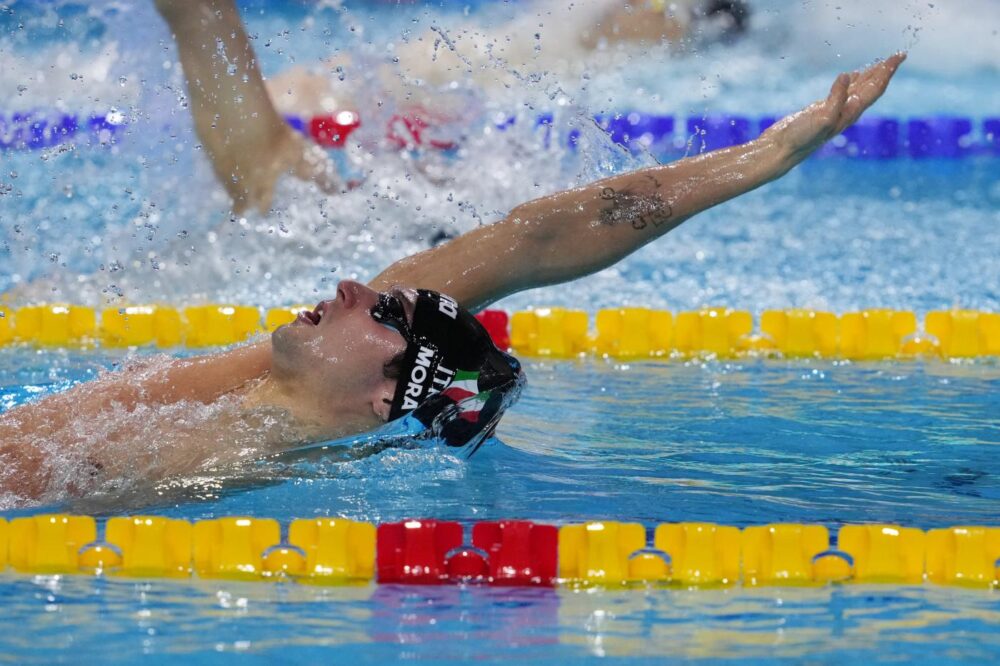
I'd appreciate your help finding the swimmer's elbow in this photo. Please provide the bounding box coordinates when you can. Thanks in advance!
[505,202,609,286]
[504,206,563,280]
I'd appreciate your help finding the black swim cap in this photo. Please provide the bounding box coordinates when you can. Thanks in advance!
[696,0,750,42]
[370,289,524,451]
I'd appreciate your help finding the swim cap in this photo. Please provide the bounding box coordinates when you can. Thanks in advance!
[695,0,750,42]
[370,289,524,451]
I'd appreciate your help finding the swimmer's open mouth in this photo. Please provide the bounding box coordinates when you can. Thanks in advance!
[299,302,325,326]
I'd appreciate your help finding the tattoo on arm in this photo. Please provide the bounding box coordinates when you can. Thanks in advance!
[597,177,673,231]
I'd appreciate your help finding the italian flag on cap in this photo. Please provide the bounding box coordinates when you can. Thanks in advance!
[442,370,490,423]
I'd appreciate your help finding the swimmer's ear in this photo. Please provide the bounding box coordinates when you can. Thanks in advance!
[372,384,396,423]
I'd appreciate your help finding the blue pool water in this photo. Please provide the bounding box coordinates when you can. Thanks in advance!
[1,351,998,662]
[2,0,999,662]
[2,577,999,663]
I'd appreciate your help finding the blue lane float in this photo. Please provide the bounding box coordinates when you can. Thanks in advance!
[0,111,126,150]
[3,109,998,158]
[568,113,995,160]
[907,116,974,159]
[686,115,753,153]
[819,116,900,159]
[984,118,1000,155]
[594,113,676,154]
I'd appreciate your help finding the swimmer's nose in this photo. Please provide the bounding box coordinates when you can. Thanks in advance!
[336,279,375,310]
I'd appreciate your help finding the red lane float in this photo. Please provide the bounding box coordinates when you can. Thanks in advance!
[308,111,361,147]
[376,519,464,584]
[475,309,510,350]
[374,519,557,586]
[385,111,458,151]
[473,520,558,587]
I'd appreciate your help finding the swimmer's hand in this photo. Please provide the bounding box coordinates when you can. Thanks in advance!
[764,52,906,171]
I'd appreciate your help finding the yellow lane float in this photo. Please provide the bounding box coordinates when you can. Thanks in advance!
[1,304,999,359]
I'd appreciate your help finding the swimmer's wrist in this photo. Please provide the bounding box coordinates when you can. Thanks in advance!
[752,131,805,180]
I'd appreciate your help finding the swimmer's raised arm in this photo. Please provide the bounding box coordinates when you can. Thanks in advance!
[155,0,340,213]
[371,54,905,310]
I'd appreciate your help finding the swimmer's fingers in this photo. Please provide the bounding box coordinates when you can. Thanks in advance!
[836,52,906,132]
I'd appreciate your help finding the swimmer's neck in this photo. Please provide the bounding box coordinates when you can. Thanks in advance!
[239,374,359,443]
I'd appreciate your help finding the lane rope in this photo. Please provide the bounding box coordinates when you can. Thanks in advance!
[2,109,997,158]
[1,304,997,359]
[1,515,997,588]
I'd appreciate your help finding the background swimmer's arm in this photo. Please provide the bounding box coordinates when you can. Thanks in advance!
[579,3,687,50]
[155,0,341,213]
[371,55,904,310]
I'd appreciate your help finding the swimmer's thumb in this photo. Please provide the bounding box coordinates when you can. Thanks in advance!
[828,73,849,109]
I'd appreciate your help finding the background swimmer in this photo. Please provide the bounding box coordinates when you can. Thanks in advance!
[156,0,752,215]
[266,0,751,130]
[0,43,905,507]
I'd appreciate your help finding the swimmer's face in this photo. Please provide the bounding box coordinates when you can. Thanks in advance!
[271,280,415,429]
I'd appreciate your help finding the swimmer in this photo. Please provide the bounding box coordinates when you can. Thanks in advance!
[268,0,751,116]
[0,43,905,506]
[571,0,751,52]
[266,0,750,141]
[268,0,750,100]
[155,0,751,211]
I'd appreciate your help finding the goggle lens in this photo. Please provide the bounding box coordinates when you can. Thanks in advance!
[370,293,412,340]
